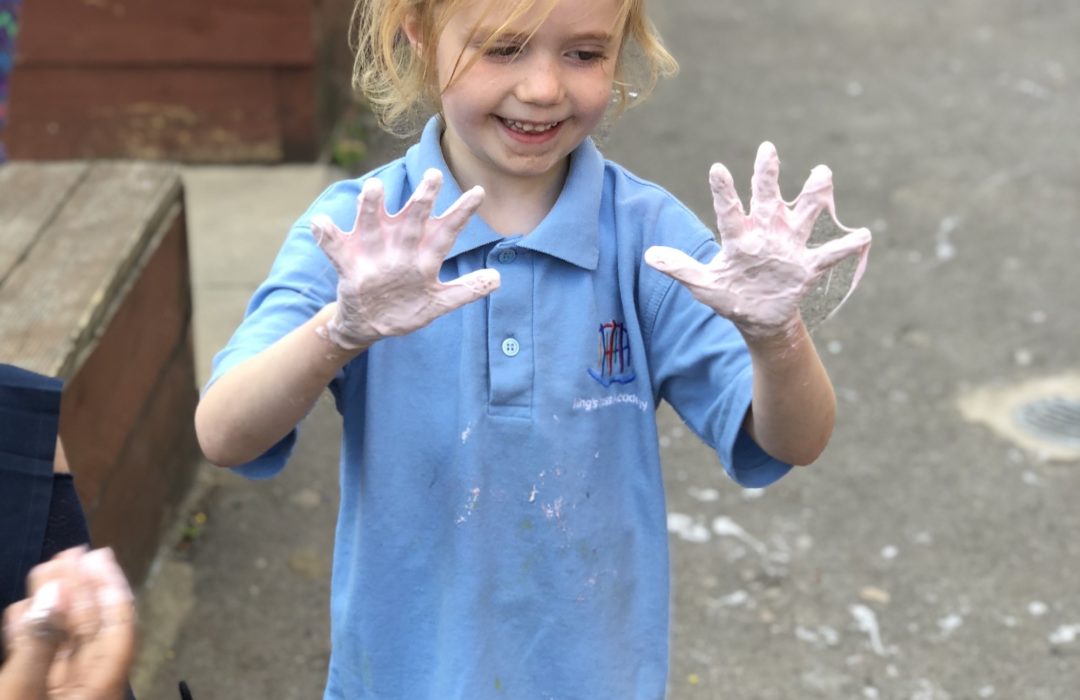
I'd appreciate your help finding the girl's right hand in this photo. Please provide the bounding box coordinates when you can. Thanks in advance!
[310,169,501,350]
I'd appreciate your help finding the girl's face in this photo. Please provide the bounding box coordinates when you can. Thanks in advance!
[428,0,623,192]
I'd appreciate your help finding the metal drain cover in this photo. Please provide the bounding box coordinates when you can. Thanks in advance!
[958,374,1080,462]
[1014,398,1080,447]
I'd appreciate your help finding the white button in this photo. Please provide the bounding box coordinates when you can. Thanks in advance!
[498,249,517,264]
[501,338,520,357]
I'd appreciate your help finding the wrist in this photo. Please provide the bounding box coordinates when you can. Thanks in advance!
[315,302,378,355]
[739,315,809,358]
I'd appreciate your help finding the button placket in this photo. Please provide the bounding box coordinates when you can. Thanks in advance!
[487,244,533,415]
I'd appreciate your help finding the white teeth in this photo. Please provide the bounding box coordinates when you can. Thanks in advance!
[503,119,559,133]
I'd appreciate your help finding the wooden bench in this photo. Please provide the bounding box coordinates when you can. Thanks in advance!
[0,161,200,586]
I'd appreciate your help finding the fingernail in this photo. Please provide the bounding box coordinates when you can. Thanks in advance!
[25,581,60,623]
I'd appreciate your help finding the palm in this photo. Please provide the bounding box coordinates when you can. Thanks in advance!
[311,169,500,349]
[645,142,871,340]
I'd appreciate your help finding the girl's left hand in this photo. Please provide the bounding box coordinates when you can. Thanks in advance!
[644,142,871,341]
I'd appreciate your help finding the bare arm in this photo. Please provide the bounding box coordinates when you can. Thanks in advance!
[195,303,363,467]
[741,320,835,465]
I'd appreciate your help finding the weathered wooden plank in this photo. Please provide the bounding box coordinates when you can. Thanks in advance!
[79,333,200,587]
[60,214,191,511]
[17,0,316,66]
[8,68,283,162]
[0,162,182,377]
[0,162,90,284]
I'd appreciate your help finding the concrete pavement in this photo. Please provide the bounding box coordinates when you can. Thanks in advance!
[132,2,1080,698]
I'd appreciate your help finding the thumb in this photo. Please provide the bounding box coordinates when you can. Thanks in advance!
[436,268,502,311]
[0,582,68,700]
[644,246,709,286]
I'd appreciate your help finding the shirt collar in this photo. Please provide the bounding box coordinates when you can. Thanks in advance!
[404,116,602,270]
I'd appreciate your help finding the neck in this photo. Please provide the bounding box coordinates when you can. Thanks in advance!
[440,136,569,236]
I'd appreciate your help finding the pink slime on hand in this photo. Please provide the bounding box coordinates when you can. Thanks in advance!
[310,169,501,350]
[644,142,872,341]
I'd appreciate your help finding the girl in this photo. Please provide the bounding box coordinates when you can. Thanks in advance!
[196,0,870,697]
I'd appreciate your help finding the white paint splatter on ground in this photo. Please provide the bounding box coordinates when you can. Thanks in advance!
[935,215,960,261]
[667,513,711,543]
[849,604,891,656]
[1049,624,1080,645]
[716,590,750,607]
[795,625,840,648]
[711,516,768,556]
[741,488,765,500]
[881,545,899,560]
[910,678,951,700]
[687,486,719,502]
[1028,601,1048,617]
[937,614,963,634]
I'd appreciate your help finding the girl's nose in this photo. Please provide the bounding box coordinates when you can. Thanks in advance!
[514,55,565,106]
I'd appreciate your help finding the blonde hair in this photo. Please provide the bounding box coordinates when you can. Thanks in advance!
[350,0,678,137]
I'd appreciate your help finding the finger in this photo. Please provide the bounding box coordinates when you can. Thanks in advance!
[749,141,782,230]
[38,553,100,643]
[708,163,746,243]
[79,549,137,695]
[397,169,442,246]
[310,215,350,274]
[355,177,387,255]
[809,227,872,273]
[433,268,501,311]
[790,165,834,244]
[643,246,712,288]
[426,186,485,256]
[0,582,68,700]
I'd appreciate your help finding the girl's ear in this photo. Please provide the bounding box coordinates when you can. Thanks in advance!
[402,10,423,55]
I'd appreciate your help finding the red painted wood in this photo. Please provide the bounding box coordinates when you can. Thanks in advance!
[17,0,316,66]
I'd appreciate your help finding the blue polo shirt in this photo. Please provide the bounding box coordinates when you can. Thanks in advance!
[210,117,791,699]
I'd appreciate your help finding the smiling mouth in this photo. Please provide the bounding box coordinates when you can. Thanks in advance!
[500,117,563,134]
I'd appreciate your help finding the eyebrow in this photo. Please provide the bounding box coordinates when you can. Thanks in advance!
[474,28,615,44]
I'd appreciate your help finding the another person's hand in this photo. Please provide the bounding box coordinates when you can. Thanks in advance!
[310,168,501,350]
[0,547,136,700]
[645,142,872,341]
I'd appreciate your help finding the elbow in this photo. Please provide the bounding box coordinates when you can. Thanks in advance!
[786,423,834,467]
[194,401,245,469]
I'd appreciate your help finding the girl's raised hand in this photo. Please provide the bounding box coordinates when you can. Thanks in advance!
[310,169,501,350]
[644,142,871,341]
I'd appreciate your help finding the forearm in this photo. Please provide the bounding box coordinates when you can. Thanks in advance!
[195,303,365,467]
[742,320,836,466]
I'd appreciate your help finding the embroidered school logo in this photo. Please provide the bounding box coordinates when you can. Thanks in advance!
[587,320,636,387]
